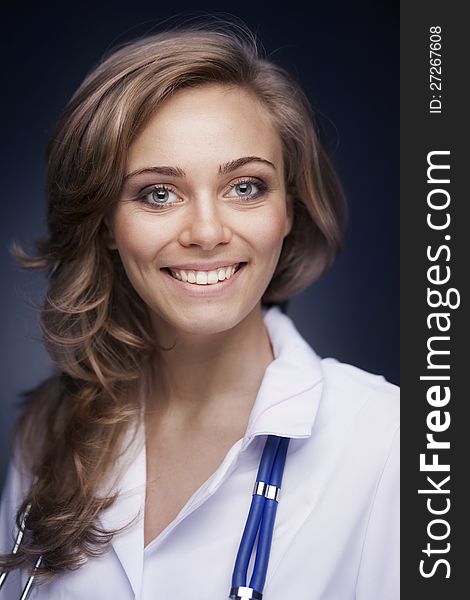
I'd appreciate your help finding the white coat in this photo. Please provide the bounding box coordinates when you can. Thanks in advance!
[0,305,399,599]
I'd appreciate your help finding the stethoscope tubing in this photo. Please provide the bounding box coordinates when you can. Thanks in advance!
[250,437,289,593]
[18,557,42,600]
[0,504,42,600]
[231,435,290,597]
[231,436,281,586]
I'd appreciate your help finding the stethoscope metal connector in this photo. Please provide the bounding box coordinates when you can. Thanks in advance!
[252,481,280,502]
[229,585,263,599]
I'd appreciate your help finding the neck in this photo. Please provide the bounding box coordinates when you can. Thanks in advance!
[146,304,274,435]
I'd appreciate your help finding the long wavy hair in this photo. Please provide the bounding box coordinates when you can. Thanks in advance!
[0,18,346,580]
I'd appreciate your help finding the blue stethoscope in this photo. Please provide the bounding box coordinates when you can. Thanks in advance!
[0,435,290,599]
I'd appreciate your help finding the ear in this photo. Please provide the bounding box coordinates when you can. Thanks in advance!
[283,193,294,238]
[101,216,118,250]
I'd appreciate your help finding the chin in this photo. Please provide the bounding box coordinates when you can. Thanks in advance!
[180,314,243,337]
[157,304,239,335]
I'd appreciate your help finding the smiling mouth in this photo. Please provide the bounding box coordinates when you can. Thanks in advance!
[164,263,246,285]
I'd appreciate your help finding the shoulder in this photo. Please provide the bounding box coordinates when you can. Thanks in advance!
[307,356,399,478]
[319,356,399,430]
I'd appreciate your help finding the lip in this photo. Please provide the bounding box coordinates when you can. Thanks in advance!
[161,262,246,297]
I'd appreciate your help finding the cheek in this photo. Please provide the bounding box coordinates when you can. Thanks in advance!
[113,210,168,264]
[242,208,289,260]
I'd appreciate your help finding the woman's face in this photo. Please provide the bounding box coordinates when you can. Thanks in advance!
[107,83,292,337]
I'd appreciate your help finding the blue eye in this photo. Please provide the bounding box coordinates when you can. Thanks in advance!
[139,185,180,207]
[236,182,254,196]
[226,179,267,200]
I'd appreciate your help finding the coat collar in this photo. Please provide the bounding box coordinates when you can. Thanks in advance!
[242,305,324,444]
[98,305,324,597]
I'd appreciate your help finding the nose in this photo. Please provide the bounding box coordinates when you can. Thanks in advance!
[178,196,232,250]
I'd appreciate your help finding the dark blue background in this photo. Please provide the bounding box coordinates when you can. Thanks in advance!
[0,1,399,489]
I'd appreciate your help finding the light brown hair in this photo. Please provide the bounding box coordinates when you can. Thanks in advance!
[1,18,346,579]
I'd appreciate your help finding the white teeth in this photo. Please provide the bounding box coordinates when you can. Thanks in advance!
[196,271,208,284]
[169,263,241,285]
[207,271,218,284]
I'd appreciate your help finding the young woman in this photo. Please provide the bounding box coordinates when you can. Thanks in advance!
[0,20,399,600]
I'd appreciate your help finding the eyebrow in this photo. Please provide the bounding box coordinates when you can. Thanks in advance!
[123,156,276,181]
